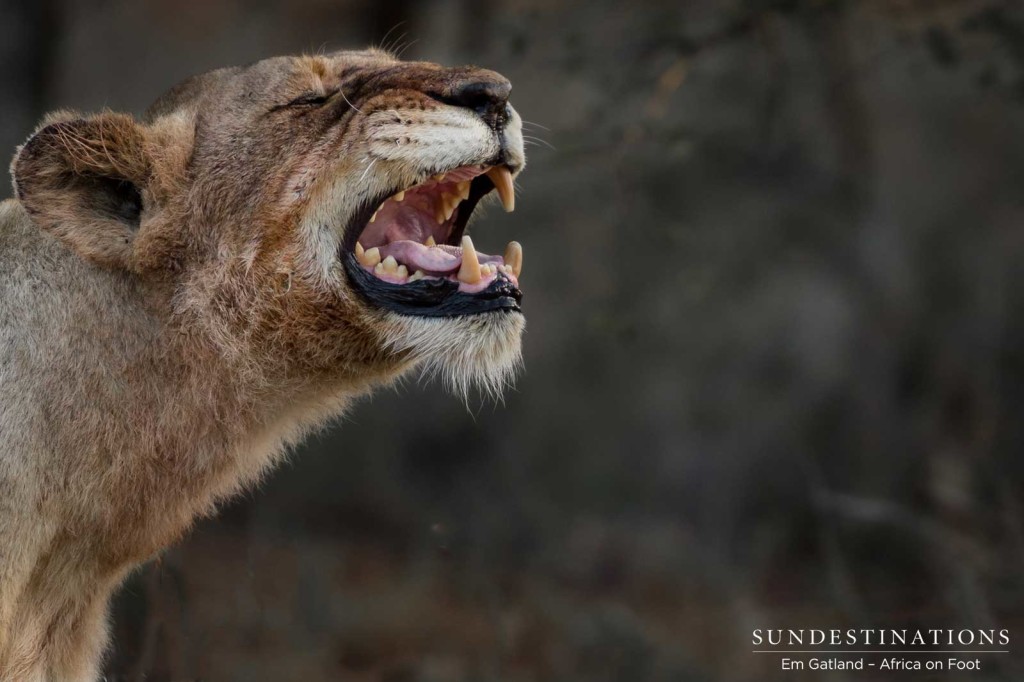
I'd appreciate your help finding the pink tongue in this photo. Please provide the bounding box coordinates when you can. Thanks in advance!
[377,240,504,274]
[380,241,460,273]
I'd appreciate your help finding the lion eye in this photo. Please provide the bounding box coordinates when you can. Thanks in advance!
[286,92,332,107]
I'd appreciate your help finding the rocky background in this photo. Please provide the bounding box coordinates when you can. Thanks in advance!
[3,0,1024,680]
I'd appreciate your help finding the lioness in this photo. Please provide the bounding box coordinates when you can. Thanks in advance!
[0,49,525,681]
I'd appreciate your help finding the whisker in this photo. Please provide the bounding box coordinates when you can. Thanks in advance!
[522,135,555,150]
[395,38,419,59]
[339,89,363,115]
[521,119,551,131]
[385,32,409,56]
[358,158,378,184]
[377,22,407,54]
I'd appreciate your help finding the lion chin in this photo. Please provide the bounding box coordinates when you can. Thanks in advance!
[0,48,526,681]
[386,309,526,400]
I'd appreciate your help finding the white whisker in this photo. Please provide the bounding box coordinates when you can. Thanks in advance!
[395,38,419,60]
[377,22,407,54]
[340,89,363,115]
[358,158,378,184]
[522,135,555,150]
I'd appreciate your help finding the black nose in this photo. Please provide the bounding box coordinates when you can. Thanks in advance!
[444,72,512,127]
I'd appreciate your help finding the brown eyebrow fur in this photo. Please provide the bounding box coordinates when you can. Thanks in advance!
[302,55,329,78]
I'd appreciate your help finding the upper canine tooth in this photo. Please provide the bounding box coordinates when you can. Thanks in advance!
[457,181,470,200]
[364,247,382,267]
[394,190,405,202]
[458,235,481,284]
[425,235,436,247]
[504,241,522,277]
[355,241,365,259]
[486,166,515,212]
[442,193,458,220]
[382,255,398,273]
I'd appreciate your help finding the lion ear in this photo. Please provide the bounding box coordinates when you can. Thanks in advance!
[11,112,151,269]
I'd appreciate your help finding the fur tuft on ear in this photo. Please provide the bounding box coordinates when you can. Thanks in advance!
[11,112,152,269]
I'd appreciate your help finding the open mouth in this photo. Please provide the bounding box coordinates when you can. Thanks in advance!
[341,164,523,317]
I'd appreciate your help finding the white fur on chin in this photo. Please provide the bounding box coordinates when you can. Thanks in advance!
[381,310,525,401]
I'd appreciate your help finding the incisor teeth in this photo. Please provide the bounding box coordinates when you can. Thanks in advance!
[409,269,426,282]
[458,235,481,284]
[487,166,515,212]
[425,235,436,247]
[382,255,398,273]
[481,264,495,277]
[394,190,405,202]
[504,241,522,277]
[363,247,381,267]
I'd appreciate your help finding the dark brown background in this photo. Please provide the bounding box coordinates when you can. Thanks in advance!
[3,0,1024,680]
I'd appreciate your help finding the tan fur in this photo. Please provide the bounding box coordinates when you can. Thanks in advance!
[0,50,525,681]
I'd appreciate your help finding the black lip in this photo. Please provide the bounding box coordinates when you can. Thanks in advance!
[343,252,522,317]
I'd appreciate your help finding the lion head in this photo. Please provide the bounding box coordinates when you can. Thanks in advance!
[11,49,526,398]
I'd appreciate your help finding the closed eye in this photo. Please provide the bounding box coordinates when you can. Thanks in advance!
[288,92,333,106]
[270,91,336,112]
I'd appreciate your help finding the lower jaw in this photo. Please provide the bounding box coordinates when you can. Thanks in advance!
[342,252,523,318]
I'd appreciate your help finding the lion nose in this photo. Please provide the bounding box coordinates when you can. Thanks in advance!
[446,72,512,127]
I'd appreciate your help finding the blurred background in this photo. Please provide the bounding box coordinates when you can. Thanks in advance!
[4,0,1024,680]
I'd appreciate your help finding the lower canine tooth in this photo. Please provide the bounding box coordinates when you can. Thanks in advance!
[458,235,481,284]
[504,241,522,277]
[364,247,381,267]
